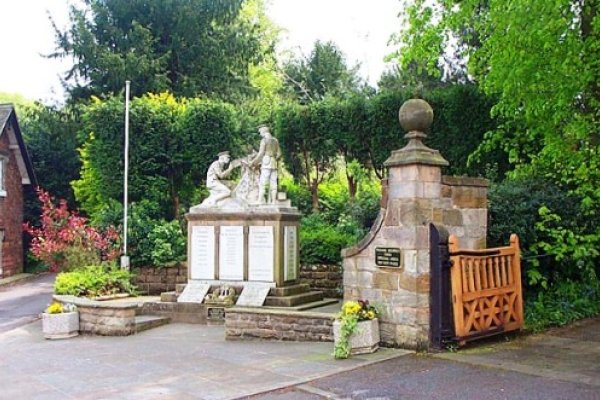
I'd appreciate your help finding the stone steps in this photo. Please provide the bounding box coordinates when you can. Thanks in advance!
[160,291,178,302]
[264,290,324,307]
[134,315,170,333]
[268,283,310,297]
[283,298,340,311]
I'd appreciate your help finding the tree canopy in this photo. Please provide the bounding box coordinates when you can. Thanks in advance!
[51,0,275,102]
[281,40,363,104]
[394,0,600,284]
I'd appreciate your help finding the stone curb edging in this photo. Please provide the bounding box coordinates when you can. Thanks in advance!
[0,273,45,288]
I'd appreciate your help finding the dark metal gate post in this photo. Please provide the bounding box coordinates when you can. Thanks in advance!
[429,223,453,350]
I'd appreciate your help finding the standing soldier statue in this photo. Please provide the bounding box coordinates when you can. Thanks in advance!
[251,125,281,204]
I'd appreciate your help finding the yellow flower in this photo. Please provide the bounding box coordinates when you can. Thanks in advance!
[342,301,361,316]
[367,310,376,319]
[46,302,64,314]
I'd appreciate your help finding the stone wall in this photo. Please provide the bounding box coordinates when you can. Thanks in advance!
[133,263,188,295]
[54,295,137,336]
[299,264,343,298]
[342,168,489,350]
[225,308,334,342]
[441,176,488,250]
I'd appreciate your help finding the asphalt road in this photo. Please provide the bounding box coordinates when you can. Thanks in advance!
[249,354,600,400]
[0,273,55,333]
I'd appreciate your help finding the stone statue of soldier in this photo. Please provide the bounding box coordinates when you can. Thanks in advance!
[201,151,235,207]
[251,125,281,204]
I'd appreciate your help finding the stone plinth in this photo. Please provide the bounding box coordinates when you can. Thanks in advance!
[186,206,301,288]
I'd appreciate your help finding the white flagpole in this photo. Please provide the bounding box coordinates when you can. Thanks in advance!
[121,81,131,270]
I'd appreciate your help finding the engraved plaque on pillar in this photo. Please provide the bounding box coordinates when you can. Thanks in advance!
[284,226,297,281]
[219,226,244,280]
[190,226,215,280]
[248,226,274,282]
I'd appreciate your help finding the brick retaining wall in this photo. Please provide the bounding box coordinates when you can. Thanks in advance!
[225,307,334,342]
[133,263,188,294]
[299,264,343,298]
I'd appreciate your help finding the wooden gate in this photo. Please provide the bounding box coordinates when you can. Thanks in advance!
[449,234,524,344]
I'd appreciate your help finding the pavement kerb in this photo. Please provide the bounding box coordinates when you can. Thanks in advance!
[0,272,47,289]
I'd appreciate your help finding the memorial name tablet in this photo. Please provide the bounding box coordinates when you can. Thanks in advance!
[284,226,297,281]
[219,226,244,280]
[375,247,401,267]
[248,226,274,282]
[190,226,215,280]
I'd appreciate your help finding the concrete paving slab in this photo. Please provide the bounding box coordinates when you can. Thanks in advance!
[1,321,410,400]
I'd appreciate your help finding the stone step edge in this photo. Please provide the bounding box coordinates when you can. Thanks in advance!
[134,315,170,333]
[264,291,324,307]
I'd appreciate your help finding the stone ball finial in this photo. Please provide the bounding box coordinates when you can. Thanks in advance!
[398,98,433,133]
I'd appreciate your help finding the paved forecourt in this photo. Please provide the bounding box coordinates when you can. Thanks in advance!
[0,321,410,399]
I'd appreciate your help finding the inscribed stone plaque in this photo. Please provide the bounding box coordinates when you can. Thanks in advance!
[236,282,271,306]
[219,226,244,280]
[284,226,298,281]
[375,247,402,267]
[206,307,226,321]
[177,281,211,303]
[248,226,274,282]
[190,226,215,280]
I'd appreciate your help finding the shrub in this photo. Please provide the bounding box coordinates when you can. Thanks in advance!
[487,177,593,287]
[23,189,120,272]
[525,280,600,332]
[300,214,357,265]
[93,199,186,267]
[148,220,186,266]
[54,265,137,298]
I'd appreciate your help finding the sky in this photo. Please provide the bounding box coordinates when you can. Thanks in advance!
[0,0,402,103]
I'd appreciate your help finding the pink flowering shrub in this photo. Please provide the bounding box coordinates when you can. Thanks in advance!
[23,189,120,272]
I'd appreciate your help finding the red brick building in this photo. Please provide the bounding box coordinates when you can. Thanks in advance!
[0,104,36,278]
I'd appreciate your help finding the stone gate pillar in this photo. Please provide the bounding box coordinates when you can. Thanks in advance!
[342,98,488,349]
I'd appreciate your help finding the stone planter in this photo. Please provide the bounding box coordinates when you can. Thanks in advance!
[42,312,79,339]
[333,318,380,355]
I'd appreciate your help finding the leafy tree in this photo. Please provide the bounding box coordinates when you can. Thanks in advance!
[19,104,82,206]
[281,40,363,104]
[394,0,600,282]
[73,93,239,220]
[274,102,337,211]
[51,0,275,102]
